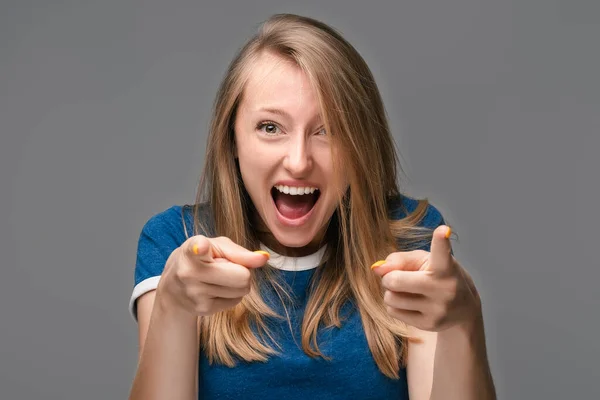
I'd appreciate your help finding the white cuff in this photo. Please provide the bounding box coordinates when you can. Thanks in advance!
[129,276,161,322]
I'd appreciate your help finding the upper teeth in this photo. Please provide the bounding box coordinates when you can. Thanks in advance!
[274,185,318,195]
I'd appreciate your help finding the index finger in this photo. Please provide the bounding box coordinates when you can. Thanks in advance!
[371,250,429,277]
[185,235,269,269]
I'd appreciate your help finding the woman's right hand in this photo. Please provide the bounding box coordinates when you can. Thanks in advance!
[156,235,269,317]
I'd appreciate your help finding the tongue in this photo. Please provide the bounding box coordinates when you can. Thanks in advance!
[275,193,315,219]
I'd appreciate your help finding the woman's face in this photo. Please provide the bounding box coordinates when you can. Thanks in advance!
[234,52,346,254]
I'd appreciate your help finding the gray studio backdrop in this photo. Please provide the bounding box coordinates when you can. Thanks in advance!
[2,1,599,399]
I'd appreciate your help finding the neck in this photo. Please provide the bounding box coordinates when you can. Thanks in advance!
[257,232,325,257]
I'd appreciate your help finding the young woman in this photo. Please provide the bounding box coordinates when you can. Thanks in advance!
[128,14,496,400]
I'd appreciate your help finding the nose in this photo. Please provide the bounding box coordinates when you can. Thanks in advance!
[282,135,312,177]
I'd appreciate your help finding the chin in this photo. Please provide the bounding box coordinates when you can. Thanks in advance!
[270,229,318,248]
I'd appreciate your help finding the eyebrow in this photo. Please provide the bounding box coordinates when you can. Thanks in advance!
[257,107,293,120]
[256,107,323,125]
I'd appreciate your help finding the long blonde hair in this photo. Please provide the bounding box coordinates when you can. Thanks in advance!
[184,13,441,379]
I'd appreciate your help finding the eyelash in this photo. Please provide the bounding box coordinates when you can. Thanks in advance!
[256,120,281,135]
[255,120,327,136]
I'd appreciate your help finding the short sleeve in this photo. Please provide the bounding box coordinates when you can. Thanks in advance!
[128,205,189,322]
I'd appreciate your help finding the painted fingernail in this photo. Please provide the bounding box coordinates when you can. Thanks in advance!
[192,244,199,255]
[253,250,270,259]
[444,227,452,239]
[370,260,386,270]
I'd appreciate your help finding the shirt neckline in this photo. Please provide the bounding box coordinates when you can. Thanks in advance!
[259,243,327,271]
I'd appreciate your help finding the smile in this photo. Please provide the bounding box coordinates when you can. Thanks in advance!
[271,185,321,224]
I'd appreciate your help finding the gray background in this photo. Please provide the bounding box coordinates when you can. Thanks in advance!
[1,0,598,399]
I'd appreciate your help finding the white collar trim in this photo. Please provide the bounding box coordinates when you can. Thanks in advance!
[259,243,327,271]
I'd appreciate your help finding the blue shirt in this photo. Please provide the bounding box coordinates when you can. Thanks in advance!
[130,194,446,399]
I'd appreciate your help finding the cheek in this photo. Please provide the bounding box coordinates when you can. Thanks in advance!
[237,146,276,190]
[314,147,347,194]
[239,147,275,171]
[312,145,334,171]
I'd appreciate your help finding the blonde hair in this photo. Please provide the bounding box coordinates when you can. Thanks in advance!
[184,13,444,379]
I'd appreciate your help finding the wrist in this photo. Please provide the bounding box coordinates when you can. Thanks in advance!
[155,288,197,323]
[443,307,486,349]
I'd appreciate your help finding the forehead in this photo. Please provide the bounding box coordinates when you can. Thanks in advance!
[240,52,320,113]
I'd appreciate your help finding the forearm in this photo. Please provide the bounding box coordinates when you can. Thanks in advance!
[129,293,199,400]
[429,312,496,400]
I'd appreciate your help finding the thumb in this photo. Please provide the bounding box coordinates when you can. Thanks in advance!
[428,225,453,273]
[185,235,215,264]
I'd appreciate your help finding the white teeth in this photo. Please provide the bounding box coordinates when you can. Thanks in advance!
[274,185,318,195]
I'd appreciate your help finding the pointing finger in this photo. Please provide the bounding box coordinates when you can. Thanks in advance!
[210,237,269,268]
[371,250,429,276]
[185,236,269,268]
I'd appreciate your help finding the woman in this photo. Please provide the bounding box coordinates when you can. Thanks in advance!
[128,13,496,400]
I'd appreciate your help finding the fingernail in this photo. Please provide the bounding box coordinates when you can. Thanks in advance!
[193,244,199,255]
[253,250,270,259]
[370,260,386,270]
[444,227,452,239]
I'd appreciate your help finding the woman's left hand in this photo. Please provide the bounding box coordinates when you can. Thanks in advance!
[371,225,482,332]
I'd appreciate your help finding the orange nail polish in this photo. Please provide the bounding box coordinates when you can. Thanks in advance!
[254,250,270,259]
[445,227,452,239]
[192,244,199,255]
[370,260,386,270]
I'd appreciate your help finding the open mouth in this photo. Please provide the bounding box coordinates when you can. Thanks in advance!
[271,185,321,220]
